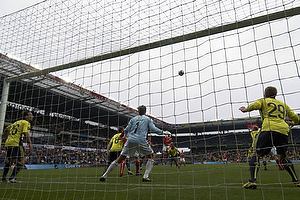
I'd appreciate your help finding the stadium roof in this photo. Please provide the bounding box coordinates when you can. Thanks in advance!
[0,53,262,133]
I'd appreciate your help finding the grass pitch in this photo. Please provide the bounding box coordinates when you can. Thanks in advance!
[1,162,300,200]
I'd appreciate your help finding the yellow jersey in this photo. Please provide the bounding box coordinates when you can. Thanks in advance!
[246,98,299,135]
[168,147,179,157]
[5,120,31,147]
[109,133,124,152]
[250,130,259,148]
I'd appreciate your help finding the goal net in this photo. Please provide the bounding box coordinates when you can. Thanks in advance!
[1,0,300,199]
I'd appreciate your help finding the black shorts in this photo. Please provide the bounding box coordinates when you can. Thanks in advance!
[256,131,288,156]
[109,151,121,162]
[5,146,25,160]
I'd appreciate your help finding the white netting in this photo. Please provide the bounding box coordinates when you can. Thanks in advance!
[1,1,300,200]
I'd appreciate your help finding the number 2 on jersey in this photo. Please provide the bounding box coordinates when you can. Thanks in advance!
[268,102,285,119]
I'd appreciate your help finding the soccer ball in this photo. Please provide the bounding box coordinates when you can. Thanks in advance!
[178,70,184,76]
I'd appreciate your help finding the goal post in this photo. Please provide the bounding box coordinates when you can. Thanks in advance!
[0,79,9,141]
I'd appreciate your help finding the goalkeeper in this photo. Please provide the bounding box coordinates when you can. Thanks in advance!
[240,86,300,189]
[100,105,171,182]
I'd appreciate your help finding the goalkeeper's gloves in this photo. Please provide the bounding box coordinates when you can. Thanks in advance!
[163,131,171,135]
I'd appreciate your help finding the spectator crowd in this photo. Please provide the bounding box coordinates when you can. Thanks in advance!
[1,106,300,166]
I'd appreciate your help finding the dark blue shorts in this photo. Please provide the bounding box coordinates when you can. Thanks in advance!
[256,131,288,156]
[5,146,25,160]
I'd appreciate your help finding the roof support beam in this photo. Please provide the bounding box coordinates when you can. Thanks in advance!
[5,6,300,83]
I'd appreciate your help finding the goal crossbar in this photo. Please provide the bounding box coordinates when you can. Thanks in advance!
[4,6,300,84]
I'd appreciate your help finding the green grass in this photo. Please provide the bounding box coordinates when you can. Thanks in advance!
[1,162,300,200]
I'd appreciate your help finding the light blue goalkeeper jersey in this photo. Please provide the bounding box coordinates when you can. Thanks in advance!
[124,115,163,145]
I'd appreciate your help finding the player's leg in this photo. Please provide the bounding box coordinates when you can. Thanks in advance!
[120,161,125,177]
[2,159,13,182]
[100,142,135,181]
[135,156,141,175]
[271,146,284,170]
[103,151,116,175]
[100,155,126,181]
[243,131,271,189]
[262,156,267,170]
[279,155,299,183]
[1,161,11,182]
[277,148,300,185]
[2,147,14,182]
[275,156,284,170]
[139,156,145,171]
[139,144,155,182]
[132,151,142,175]
[275,132,300,186]
[143,153,155,181]
[102,151,112,175]
[249,154,260,181]
[9,161,25,183]
[9,147,25,183]
[125,157,133,175]
[1,147,13,182]
[175,157,180,169]
[119,152,128,176]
